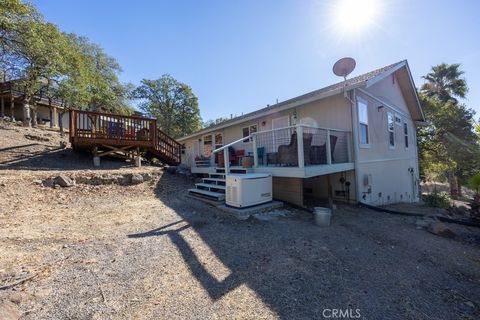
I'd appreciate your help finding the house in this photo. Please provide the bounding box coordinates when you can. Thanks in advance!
[0,80,69,128]
[178,60,424,207]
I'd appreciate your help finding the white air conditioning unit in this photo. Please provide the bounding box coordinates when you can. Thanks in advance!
[226,173,272,208]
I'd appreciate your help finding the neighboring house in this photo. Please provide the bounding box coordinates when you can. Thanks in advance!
[179,60,425,207]
[0,80,69,128]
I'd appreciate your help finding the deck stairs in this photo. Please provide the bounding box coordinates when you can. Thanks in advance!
[188,167,248,202]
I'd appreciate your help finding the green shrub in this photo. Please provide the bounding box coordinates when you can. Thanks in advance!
[469,173,480,195]
[424,190,450,209]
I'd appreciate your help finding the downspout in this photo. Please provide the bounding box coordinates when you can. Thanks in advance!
[347,88,362,203]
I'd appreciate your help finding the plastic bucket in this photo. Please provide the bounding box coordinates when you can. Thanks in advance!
[313,207,331,226]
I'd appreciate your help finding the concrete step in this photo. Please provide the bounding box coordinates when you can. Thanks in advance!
[188,188,225,201]
[195,183,226,191]
[203,178,226,184]
[209,173,225,178]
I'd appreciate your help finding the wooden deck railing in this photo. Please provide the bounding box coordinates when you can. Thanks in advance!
[69,109,181,165]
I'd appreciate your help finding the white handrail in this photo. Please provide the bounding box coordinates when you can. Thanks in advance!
[212,124,350,154]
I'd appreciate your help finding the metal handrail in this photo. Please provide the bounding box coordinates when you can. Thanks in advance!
[212,124,349,154]
[211,124,352,174]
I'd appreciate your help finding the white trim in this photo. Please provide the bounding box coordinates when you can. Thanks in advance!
[365,61,406,88]
[358,156,416,164]
[357,88,410,119]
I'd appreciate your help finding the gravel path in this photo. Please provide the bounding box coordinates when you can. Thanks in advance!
[1,124,479,319]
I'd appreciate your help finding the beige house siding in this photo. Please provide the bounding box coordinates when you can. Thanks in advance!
[354,75,420,204]
[272,177,304,207]
[180,94,352,166]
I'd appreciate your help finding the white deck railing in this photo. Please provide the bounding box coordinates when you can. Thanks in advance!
[211,124,352,174]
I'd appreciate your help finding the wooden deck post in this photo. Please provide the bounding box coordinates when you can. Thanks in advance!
[93,146,100,167]
[297,125,304,168]
[10,96,15,121]
[1,96,4,117]
[135,147,141,167]
[326,129,332,165]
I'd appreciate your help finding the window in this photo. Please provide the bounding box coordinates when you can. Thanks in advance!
[387,112,395,148]
[404,122,409,148]
[357,99,369,145]
[203,134,212,156]
[242,124,258,143]
[395,115,402,126]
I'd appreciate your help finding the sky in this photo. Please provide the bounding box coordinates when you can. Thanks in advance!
[31,0,480,122]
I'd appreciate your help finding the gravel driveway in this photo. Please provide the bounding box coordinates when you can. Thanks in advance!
[1,167,479,320]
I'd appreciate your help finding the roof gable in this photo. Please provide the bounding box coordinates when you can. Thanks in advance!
[178,60,423,141]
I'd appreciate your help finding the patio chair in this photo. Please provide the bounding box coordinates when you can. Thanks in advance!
[257,147,265,165]
[277,132,313,166]
[310,135,338,164]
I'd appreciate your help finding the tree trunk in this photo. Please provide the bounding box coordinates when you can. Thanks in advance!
[59,111,65,133]
[31,104,38,127]
[448,171,458,199]
[49,98,54,128]
[456,177,462,198]
[22,99,31,127]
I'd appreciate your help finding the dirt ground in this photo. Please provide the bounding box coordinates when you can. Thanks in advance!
[1,124,480,319]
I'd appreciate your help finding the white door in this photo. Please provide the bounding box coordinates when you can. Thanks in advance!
[272,116,290,152]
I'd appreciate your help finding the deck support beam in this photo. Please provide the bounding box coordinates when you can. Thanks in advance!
[1,96,4,117]
[10,97,14,121]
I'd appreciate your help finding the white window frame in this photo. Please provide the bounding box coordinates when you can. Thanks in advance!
[403,121,409,149]
[242,124,258,143]
[387,112,395,149]
[357,97,370,148]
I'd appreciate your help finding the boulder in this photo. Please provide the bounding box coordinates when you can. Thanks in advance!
[427,222,455,238]
[54,175,74,187]
[42,178,55,188]
[129,173,144,185]
[0,299,22,320]
[141,173,153,181]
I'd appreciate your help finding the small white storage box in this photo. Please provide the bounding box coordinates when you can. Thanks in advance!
[226,173,272,208]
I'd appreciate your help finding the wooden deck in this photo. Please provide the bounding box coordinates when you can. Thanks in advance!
[69,110,181,165]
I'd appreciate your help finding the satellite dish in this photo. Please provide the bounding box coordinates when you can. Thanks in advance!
[333,57,356,80]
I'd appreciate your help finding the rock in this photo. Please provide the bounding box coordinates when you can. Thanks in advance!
[24,134,49,142]
[427,222,455,238]
[141,173,153,181]
[129,173,144,185]
[0,299,22,320]
[42,178,55,188]
[59,141,68,149]
[33,179,43,185]
[54,175,74,187]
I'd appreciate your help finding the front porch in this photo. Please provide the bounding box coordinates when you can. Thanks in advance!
[191,163,354,178]
[191,124,354,178]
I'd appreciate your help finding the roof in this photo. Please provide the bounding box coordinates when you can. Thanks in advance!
[179,60,422,141]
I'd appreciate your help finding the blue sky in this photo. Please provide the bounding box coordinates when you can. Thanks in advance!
[31,0,480,122]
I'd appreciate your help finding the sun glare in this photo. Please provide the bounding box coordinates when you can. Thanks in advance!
[331,0,382,36]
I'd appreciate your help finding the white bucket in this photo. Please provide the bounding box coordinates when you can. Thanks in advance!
[313,207,331,226]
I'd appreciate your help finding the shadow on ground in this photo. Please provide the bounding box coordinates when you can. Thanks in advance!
[128,172,480,319]
[0,146,138,171]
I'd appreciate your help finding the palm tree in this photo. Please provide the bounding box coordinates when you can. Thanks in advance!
[421,63,468,102]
